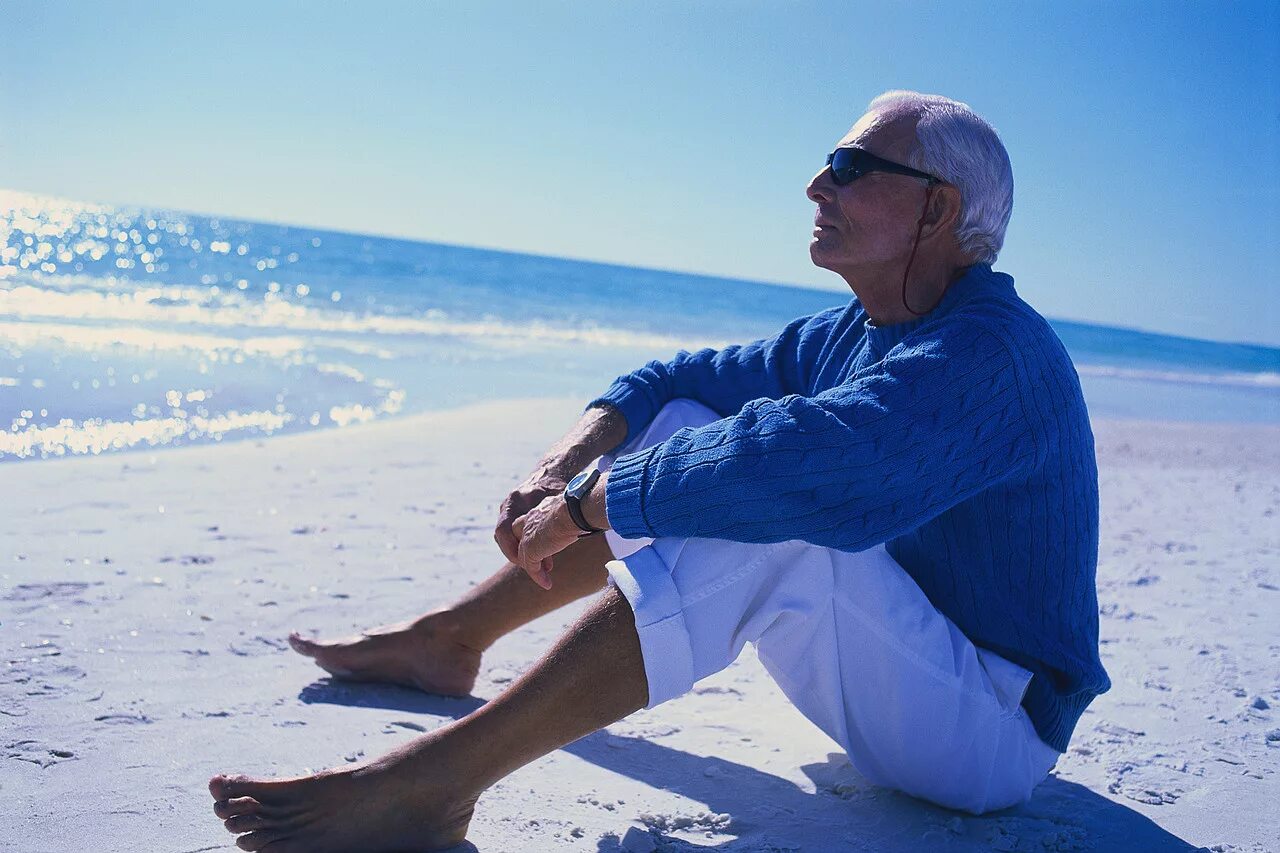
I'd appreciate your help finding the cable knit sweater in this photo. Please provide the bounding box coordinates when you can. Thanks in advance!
[586,264,1109,752]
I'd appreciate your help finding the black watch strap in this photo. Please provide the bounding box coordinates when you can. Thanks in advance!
[564,467,604,534]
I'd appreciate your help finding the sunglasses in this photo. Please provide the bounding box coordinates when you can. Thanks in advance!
[825,147,942,186]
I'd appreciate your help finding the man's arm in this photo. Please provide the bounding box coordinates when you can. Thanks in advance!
[603,322,1043,551]
[493,403,626,566]
[585,304,849,452]
[535,402,627,481]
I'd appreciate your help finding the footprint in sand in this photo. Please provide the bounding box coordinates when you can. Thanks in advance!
[93,713,153,725]
[637,809,734,834]
[1106,761,1184,805]
[3,581,101,601]
[5,739,77,768]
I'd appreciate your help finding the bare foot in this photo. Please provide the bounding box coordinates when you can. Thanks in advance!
[210,736,478,852]
[288,612,483,697]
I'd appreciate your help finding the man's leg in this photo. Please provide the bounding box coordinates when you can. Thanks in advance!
[287,397,720,697]
[212,530,1052,851]
[287,532,615,695]
[605,535,1062,815]
[207,399,733,849]
[212,584,648,853]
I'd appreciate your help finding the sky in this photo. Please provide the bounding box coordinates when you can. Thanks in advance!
[1,1,1277,346]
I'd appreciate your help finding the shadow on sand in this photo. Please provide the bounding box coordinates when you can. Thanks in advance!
[300,679,1198,852]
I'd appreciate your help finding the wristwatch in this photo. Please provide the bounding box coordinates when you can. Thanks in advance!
[564,464,605,535]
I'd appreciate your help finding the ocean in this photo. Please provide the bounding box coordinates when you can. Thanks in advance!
[2,190,1276,463]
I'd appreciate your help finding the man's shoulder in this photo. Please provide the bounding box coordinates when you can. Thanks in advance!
[948,281,1092,435]
[950,284,1074,373]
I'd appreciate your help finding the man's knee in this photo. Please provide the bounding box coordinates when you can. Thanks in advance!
[650,398,721,431]
[600,398,720,477]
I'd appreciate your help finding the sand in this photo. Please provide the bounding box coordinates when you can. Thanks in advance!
[2,398,1277,853]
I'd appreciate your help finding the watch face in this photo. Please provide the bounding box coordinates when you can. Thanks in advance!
[567,470,591,494]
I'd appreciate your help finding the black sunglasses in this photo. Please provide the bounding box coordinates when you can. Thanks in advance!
[825,147,942,186]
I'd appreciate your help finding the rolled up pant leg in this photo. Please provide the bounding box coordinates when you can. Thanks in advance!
[599,399,1061,815]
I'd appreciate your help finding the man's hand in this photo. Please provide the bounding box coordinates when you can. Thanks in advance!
[495,470,567,567]
[494,403,626,568]
[510,493,583,590]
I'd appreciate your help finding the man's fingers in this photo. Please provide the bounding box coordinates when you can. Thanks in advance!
[514,528,554,590]
[504,491,568,589]
[515,545,550,590]
[496,535,518,565]
[526,556,552,590]
[495,501,529,563]
[494,524,519,564]
[495,488,541,564]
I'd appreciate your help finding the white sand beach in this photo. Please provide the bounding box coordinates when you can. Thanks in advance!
[3,399,1277,852]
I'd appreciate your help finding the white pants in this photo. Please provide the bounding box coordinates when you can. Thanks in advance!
[599,398,1061,815]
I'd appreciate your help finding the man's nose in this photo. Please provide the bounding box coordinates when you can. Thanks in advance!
[806,167,835,203]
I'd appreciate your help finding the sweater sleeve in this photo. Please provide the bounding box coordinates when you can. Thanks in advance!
[584,305,847,450]
[604,322,1040,550]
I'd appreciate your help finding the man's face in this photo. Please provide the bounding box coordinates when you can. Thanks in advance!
[807,111,932,280]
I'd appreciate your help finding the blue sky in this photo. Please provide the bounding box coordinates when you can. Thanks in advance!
[2,1,1277,346]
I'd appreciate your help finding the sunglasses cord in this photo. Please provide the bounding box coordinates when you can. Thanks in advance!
[901,182,938,317]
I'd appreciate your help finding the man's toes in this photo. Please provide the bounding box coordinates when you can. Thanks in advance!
[210,773,293,804]
[287,632,320,657]
[225,813,264,834]
[210,774,243,800]
[236,828,289,852]
[214,797,263,819]
[289,632,359,674]
[225,809,296,835]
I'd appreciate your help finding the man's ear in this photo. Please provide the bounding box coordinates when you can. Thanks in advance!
[922,184,964,242]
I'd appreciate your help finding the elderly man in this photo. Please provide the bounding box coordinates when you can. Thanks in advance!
[210,90,1110,852]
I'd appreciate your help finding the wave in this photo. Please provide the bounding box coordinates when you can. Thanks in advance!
[0,317,309,359]
[0,409,292,459]
[0,280,720,353]
[3,280,1278,393]
[1074,363,1280,390]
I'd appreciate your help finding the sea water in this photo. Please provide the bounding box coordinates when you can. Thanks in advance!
[2,191,1276,462]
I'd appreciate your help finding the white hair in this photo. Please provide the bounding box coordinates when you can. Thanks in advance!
[867,90,1014,265]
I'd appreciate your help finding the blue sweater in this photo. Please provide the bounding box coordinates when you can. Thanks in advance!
[587,264,1109,752]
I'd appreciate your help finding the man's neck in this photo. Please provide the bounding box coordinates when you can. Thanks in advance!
[847,256,970,326]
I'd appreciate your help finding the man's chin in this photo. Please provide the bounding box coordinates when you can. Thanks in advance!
[809,241,836,272]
